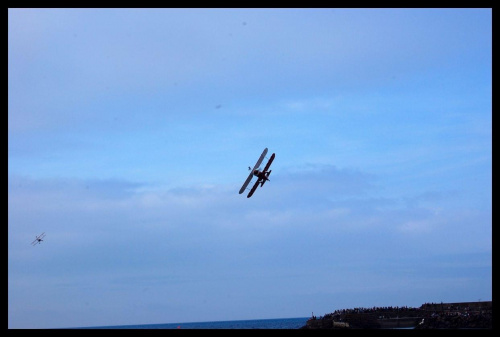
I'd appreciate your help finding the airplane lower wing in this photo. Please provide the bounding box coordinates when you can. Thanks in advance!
[262,153,275,172]
[247,179,261,198]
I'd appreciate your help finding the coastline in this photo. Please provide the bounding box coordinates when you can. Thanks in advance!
[301,301,492,329]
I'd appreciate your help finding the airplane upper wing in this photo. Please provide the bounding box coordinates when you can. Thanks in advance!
[239,148,268,194]
[31,233,45,245]
[239,171,254,194]
[253,148,268,171]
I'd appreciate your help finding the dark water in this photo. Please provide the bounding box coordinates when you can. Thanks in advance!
[74,317,310,329]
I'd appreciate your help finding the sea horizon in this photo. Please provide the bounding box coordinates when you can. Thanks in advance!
[67,316,311,329]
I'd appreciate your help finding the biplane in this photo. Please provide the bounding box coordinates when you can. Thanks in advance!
[31,232,45,246]
[239,148,275,198]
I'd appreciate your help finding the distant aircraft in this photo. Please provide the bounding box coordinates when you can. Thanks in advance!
[239,148,275,198]
[31,232,45,246]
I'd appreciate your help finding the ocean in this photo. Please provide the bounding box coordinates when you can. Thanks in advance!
[74,317,310,329]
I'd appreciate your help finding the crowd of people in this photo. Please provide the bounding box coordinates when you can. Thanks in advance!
[415,302,492,329]
[415,310,492,329]
[305,302,492,329]
[320,305,422,321]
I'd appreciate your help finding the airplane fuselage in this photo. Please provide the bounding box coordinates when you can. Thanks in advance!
[253,169,270,181]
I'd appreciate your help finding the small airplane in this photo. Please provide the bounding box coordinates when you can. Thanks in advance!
[239,148,275,198]
[31,232,45,246]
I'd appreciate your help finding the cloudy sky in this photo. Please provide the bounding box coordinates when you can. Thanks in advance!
[8,8,491,329]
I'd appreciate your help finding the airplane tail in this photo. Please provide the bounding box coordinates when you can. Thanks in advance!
[260,170,272,187]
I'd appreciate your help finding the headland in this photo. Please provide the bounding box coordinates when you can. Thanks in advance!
[301,301,492,329]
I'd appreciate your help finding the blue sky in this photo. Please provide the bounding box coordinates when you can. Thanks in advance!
[8,8,491,329]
